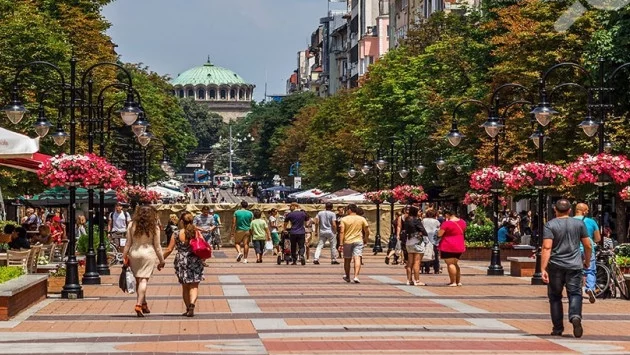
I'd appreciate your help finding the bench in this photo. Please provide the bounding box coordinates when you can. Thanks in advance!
[507,256,536,277]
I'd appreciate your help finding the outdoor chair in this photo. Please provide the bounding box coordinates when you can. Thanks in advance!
[6,250,31,272]
[52,240,69,263]
[26,245,42,274]
[39,243,55,261]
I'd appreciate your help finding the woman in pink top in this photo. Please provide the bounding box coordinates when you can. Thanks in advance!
[437,209,466,286]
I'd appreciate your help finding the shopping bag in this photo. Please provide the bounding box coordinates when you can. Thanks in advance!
[118,266,127,293]
[264,240,273,251]
[125,266,136,294]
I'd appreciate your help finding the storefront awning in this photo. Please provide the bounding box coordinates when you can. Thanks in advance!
[0,152,50,173]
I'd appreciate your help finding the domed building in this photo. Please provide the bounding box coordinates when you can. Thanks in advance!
[171,59,255,122]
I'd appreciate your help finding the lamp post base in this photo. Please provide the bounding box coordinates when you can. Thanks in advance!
[96,245,110,275]
[531,246,544,285]
[487,245,504,276]
[61,259,84,299]
[531,273,545,285]
[82,250,101,285]
[372,234,383,254]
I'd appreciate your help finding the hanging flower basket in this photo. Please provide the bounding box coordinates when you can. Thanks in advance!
[469,166,506,192]
[392,185,428,204]
[37,153,127,190]
[619,186,630,202]
[117,185,162,206]
[365,190,393,204]
[504,163,564,192]
[463,191,507,207]
[565,153,630,186]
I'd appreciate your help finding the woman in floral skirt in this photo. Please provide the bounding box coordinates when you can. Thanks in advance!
[163,211,204,317]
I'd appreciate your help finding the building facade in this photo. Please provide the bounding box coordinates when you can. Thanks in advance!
[171,60,255,122]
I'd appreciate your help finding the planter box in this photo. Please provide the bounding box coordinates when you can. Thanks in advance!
[0,275,48,321]
[48,267,85,294]
[461,246,535,261]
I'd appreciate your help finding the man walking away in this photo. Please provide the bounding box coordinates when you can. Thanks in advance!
[340,204,369,283]
[232,201,253,264]
[284,202,309,265]
[542,199,592,338]
[573,203,600,304]
[314,203,339,265]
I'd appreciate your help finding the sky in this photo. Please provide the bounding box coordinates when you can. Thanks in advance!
[102,0,342,101]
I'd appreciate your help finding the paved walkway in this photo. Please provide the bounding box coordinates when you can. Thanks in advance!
[1,249,629,354]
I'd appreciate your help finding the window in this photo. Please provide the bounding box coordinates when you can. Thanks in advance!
[198,89,205,100]
[230,89,236,99]
[220,89,226,99]
[209,89,216,99]
[187,89,194,98]
[239,89,245,100]
[178,90,184,98]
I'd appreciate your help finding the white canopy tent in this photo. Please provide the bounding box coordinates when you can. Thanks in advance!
[289,188,330,199]
[327,192,367,203]
[0,127,40,159]
[147,185,185,199]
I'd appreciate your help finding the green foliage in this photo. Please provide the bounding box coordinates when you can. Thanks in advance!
[0,220,19,232]
[617,243,630,257]
[0,266,24,284]
[616,255,630,267]
[465,223,494,243]
[76,225,110,254]
[180,97,223,150]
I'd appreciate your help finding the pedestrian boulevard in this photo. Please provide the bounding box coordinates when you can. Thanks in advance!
[1,250,629,354]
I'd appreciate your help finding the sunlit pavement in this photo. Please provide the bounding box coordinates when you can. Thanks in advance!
[1,249,629,354]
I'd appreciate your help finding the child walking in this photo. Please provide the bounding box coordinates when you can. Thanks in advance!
[251,209,271,263]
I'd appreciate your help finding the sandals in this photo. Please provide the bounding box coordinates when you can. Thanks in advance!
[134,305,144,317]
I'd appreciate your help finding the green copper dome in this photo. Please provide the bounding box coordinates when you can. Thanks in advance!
[171,60,250,87]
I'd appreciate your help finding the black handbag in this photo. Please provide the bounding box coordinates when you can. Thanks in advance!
[118,265,128,293]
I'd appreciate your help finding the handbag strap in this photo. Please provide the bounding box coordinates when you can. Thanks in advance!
[451,220,464,235]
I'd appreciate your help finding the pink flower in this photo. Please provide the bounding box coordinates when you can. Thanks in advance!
[469,166,505,192]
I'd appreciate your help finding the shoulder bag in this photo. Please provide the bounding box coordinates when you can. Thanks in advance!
[190,230,212,259]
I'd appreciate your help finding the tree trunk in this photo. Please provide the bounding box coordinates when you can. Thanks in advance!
[616,201,627,244]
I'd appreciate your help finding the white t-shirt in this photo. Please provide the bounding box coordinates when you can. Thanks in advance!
[110,211,130,232]
[316,210,336,234]
[422,218,441,245]
[269,216,278,233]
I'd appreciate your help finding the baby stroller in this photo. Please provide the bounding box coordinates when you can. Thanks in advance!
[276,231,293,265]
[210,229,221,250]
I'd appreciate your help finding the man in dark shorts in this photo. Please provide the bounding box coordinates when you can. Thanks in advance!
[542,199,592,338]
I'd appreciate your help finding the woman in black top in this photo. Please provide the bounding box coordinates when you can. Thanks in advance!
[403,206,427,286]
[8,226,30,250]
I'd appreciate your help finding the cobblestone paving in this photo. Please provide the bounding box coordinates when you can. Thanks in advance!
[1,249,629,354]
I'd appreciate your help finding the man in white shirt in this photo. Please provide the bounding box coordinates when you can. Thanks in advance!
[108,203,130,249]
[313,203,339,265]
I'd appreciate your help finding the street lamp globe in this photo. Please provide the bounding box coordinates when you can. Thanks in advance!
[604,141,613,154]
[578,118,599,138]
[50,126,69,146]
[131,118,148,137]
[455,165,462,173]
[118,102,142,126]
[138,131,153,147]
[3,101,28,125]
[529,131,549,149]
[482,118,504,138]
[250,136,255,142]
[435,157,447,170]
[399,167,409,179]
[348,168,357,178]
[376,158,387,170]
[361,163,371,175]
[415,163,425,175]
[33,118,52,138]
[530,105,556,127]
[447,129,464,147]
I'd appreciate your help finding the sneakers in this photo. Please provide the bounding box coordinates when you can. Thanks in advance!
[331,260,340,265]
[571,317,583,338]
[242,259,248,264]
[406,280,412,286]
[586,289,596,304]
[343,275,351,283]
[353,278,360,284]
[236,253,243,262]
[301,257,306,266]
[550,330,563,336]
[313,260,320,265]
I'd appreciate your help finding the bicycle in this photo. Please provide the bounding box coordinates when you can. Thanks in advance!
[594,247,629,300]
[106,232,125,266]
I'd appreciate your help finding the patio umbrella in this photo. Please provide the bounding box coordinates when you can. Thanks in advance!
[0,127,50,172]
[22,187,118,207]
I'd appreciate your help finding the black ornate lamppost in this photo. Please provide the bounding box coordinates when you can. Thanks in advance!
[348,146,386,254]
[448,84,531,276]
[3,58,142,297]
[531,58,629,249]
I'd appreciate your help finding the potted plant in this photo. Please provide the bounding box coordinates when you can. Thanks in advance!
[365,190,393,204]
[504,162,564,192]
[391,185,428,205]
[564,153,630,186]
[37,153,127,189]
[469,166,506,192]
[616,244,630,274]
[463,191,507,207]
[116,185,162,208]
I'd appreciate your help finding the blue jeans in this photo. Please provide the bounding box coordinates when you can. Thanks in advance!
[547,264,583,333]
[582,249,597,291]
